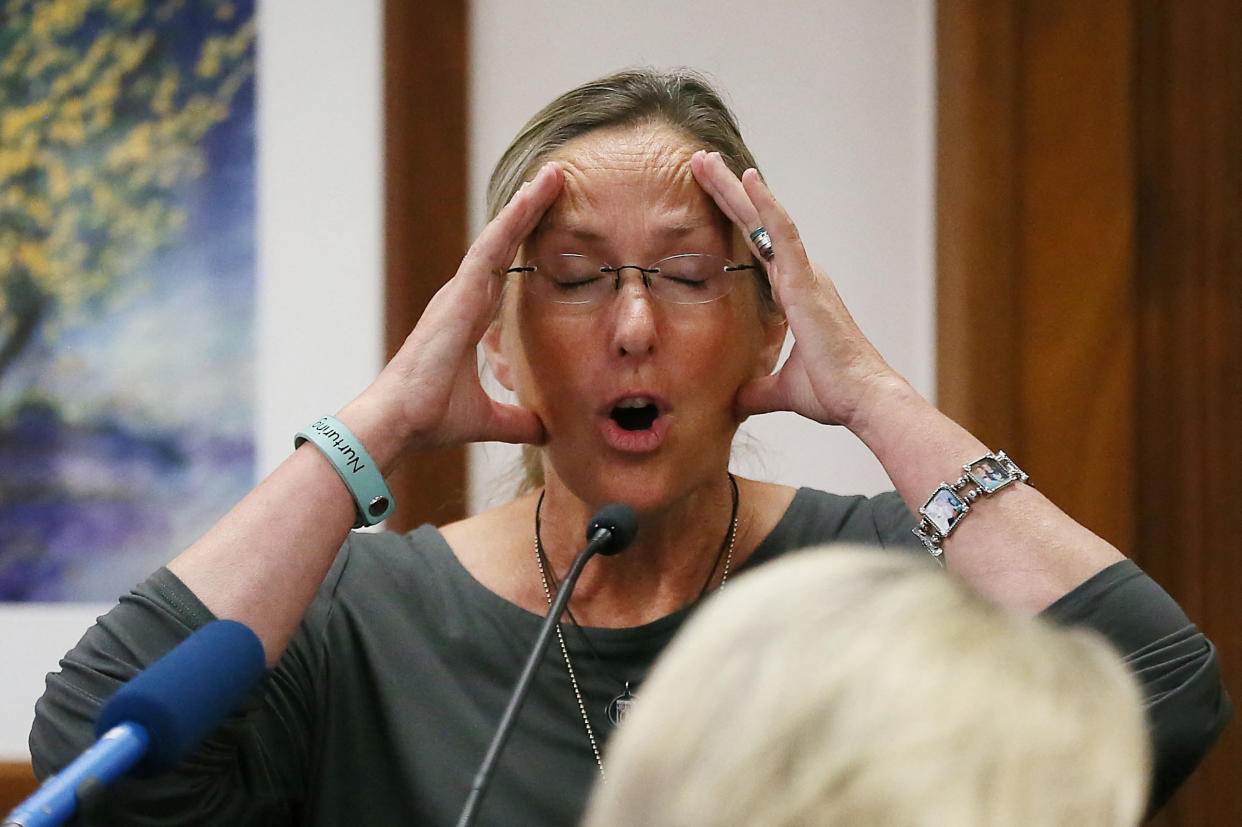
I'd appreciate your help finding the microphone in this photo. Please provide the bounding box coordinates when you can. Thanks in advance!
[585,502,639,556]
[456,502,638,827]
[5,619,266,827]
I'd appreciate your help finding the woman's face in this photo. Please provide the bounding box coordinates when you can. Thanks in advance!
[487,124,785,511]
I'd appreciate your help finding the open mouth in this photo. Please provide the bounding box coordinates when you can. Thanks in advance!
[611,399,660,432]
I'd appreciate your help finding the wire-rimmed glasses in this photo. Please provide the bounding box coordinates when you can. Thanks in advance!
[506,253,757,311]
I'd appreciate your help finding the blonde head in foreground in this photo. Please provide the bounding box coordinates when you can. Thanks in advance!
[582,548,1150,827]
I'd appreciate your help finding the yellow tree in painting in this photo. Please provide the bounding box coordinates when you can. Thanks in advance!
[0,0,255,392]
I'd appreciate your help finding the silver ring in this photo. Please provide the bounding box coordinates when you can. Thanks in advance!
[749,226,774,261]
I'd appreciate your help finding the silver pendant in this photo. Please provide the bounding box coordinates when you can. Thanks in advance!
[606,682,637,726]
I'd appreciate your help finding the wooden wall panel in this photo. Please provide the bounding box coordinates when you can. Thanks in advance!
[382,0,470,531]
[1133,1,1242,823]
[937,0,1136,549]
[936,1,1024,452]
[0,761,37,818]
[1016,0,1136,551]
[939,0,1238,822]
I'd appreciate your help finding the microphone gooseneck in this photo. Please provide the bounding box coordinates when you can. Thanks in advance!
[456,503,638,827]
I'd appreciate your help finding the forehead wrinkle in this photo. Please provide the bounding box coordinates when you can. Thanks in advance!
[538,125,720,246]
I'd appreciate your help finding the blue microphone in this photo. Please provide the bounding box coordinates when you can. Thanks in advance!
[5,619,266,827]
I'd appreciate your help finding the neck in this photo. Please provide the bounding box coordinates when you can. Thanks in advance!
[533,470,738,627]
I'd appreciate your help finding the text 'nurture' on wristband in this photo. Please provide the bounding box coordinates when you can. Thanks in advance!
[294,416,395,528]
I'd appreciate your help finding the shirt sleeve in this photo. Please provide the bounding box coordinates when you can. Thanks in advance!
[787,488,1230,814]
[750,488,923,559]
[1042,559,1231,813]
[28,564,330,826]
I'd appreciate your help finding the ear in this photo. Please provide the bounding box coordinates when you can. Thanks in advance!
[754,311,788,377]
[482,317,516,391]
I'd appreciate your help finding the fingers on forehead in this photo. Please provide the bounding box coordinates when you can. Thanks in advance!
[742,169,812,268]
[741,168,782,218]
[473,163,563,269]
[692,150,762,231]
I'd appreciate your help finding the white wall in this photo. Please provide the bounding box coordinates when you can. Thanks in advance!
[0,0,385,761]
[468,0,935,509]
[1,0,934,762]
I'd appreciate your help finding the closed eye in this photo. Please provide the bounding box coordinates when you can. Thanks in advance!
[660,275,711,288]
[551,277,602,289]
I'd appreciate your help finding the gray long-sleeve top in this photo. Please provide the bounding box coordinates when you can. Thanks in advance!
[29,489,1230,824]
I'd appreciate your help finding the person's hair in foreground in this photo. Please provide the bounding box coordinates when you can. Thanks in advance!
[582,548,1151,827]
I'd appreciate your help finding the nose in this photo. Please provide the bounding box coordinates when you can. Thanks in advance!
[609,271,658,358]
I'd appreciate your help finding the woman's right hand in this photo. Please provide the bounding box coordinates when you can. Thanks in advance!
[165,162,562,663]
[344,162,563,465]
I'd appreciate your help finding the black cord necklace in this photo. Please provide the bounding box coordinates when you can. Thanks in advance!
[533,474,740,778]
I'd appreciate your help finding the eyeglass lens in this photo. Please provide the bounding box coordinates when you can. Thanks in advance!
[520,254,751,307]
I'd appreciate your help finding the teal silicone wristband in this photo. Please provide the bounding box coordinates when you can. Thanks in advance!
[294,415,395,528]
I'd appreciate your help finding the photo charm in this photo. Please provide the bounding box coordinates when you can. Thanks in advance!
[966,451,1027,494]
[920,485,969,537]
[912,451,1030,558]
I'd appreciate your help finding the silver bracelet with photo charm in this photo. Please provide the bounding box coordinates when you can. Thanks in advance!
[912,451,1030,562]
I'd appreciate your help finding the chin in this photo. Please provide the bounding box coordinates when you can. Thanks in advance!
[546,449,723,516]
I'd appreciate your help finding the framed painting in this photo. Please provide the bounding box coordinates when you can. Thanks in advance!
[0,0,257,601]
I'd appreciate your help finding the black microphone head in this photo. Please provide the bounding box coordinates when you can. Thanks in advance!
[95,619,265,776]
[587,502,638,556]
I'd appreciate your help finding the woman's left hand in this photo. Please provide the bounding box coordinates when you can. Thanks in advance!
[689,151,900,432]
[692,153,1128,617]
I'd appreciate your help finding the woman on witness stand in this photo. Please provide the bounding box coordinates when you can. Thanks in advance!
[30,69,1227,825]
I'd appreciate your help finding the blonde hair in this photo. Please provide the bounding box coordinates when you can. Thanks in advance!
[485,67,776,493]
[583,548,1150,827]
